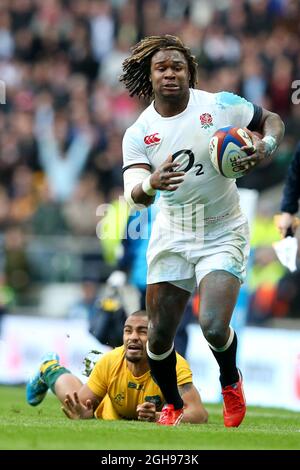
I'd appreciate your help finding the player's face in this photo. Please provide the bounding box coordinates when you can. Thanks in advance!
[123,316,148,363]
[150,49,190,100]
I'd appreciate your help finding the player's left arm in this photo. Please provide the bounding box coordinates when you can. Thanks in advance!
[179,382,208,424]
[241,108,285,166]
[136,383,208,424]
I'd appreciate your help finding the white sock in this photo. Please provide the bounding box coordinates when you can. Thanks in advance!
[208,326,235,352]
[146,342,174,360]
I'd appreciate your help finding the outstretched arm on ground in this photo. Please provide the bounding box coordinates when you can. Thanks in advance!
[53,374,103,420]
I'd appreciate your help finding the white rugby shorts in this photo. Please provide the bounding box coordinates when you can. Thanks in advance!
[146,212,250,292]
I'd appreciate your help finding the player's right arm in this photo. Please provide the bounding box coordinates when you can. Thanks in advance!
[62,386,104,420]
[125,156,185,208]
[62,352,111,419]
[124,156,185,208]
[123,127,184,208]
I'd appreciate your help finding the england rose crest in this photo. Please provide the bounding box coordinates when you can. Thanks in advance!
[200,113,213,129]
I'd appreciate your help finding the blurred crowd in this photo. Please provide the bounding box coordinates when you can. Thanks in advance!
[0,0,299,321]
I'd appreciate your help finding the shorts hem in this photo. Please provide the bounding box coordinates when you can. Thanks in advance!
[197,268,244,286]
[147,277,195,293]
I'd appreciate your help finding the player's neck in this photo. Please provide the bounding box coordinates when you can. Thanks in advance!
[126,358,149,377]
[154,91,190,117]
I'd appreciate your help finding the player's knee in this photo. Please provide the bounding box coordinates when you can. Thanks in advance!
[148,328,173,352]
[201,322,228,347]
[148,314,177,351]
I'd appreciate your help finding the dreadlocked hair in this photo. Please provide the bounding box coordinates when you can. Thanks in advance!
[120,35,198,100]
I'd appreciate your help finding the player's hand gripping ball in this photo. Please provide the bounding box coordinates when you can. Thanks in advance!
[209,126,254,178]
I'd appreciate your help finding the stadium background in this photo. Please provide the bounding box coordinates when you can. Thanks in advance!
[0,0,300,412]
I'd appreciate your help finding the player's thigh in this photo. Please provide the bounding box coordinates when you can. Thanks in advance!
[199,270,240,327]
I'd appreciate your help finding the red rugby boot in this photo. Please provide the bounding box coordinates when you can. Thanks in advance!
[222,371,246,427]
[157,404,183,426]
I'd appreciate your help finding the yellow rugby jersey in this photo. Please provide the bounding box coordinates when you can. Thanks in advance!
[87,346,192,420]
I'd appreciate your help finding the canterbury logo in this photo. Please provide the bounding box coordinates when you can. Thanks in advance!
[144,133,161,145]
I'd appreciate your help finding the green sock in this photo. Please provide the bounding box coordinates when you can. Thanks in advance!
[41,360,71,393]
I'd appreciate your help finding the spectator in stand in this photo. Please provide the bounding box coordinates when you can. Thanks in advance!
[277,142,300,239]
[0,0,299,305]
[35,112,94,202]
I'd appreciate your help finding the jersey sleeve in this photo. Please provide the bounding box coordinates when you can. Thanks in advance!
[215,91,255,129]
[175,353,193,386]
[122,126,151,170]
[87,352,110,398]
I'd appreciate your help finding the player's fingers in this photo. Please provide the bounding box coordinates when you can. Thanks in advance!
[167,170,185,176]
[142,402,155,409]
[241,145,256,156]
[73,392,80,404]
[138,412,148,421]
[138,415,151,422]
[65,394,74,407]
[166,177,184,184]
[86,400,92,409]
[163,162,180,171]
[165,154,173,163]
[63,399,72,411]
[240,161,256,170]
[243,127,254,138]
[161,175,184,185]
[161,172,185,182]
[65,397,78,413]
[137,404,147,412]
[237,162,250,171]
[61,406,72,419]
[138,404,154,414]
[241,144,256,151]
[239,155,258,164]
[138,405,155,418]
[241,150,256,159]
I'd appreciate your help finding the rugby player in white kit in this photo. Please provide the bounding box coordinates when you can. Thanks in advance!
[121,35,285,426]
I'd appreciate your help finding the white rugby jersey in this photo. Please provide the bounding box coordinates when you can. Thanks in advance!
[122,89,254,230]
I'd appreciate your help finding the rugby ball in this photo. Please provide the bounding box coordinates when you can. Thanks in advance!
[209,126,253,178]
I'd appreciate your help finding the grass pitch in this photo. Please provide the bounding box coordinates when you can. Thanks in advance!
[0,386,299,450]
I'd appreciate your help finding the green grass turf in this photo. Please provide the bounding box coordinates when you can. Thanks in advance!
[0,386,299,450]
